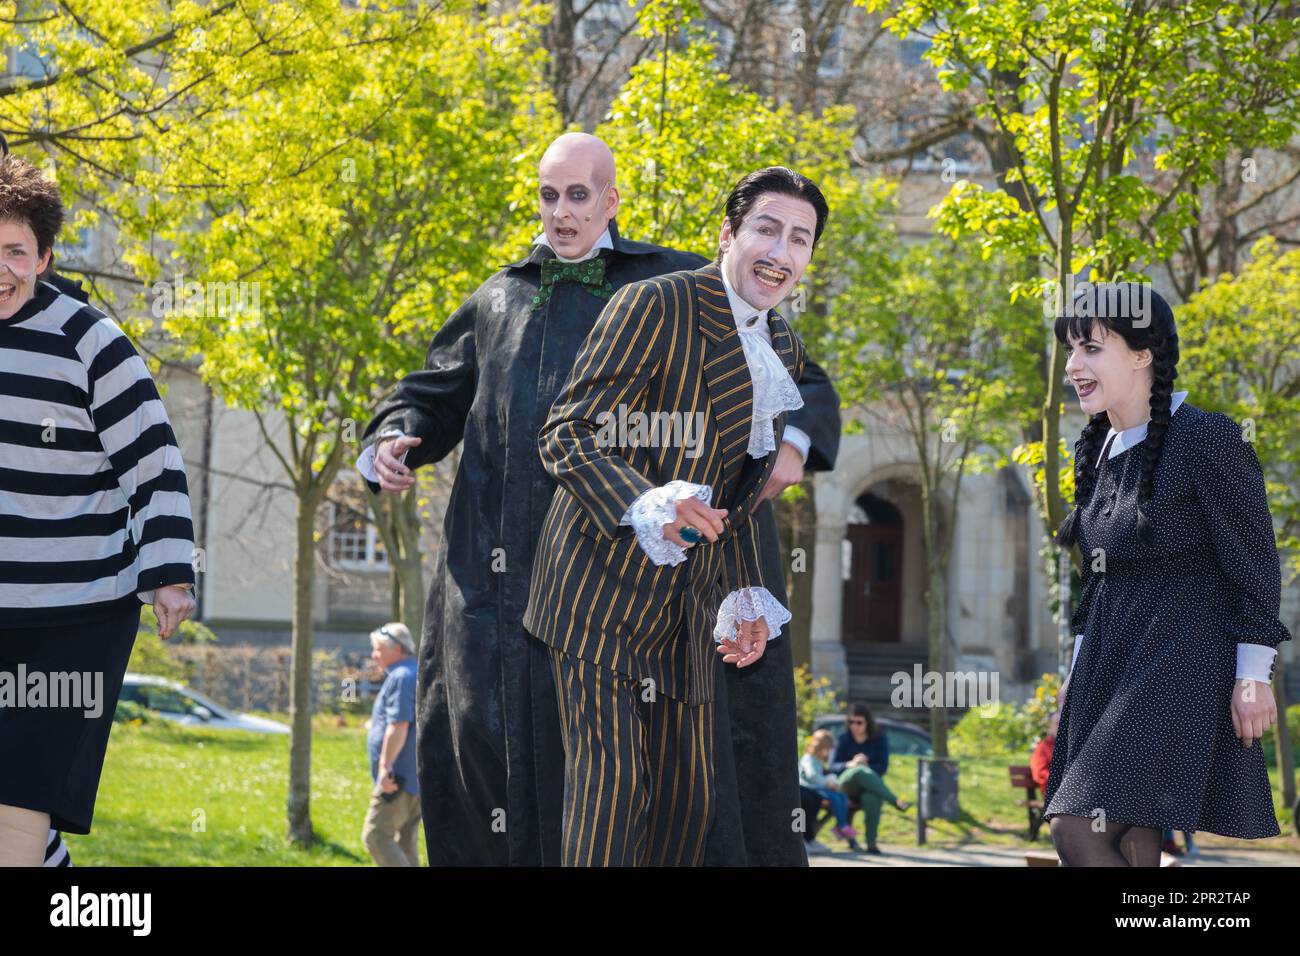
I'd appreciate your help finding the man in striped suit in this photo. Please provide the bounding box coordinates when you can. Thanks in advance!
[360,137,838,866]
[523,167,829,865]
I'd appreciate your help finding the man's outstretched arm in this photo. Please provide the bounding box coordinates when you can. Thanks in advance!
[357,295,479,492]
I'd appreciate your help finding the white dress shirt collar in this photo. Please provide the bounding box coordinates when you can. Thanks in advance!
[718,265,812,459]
[1097,390,1189,467]
[719,269,773,342]
[533,226,613,263]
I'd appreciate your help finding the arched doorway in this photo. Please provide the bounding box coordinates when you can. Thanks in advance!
[841,491,903,645]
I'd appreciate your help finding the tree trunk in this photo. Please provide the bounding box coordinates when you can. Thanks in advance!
[925,558,948,759]
[286,490,316,847]
[1045,223,1075,673]
[780,491,817,669]
[920,484,949,758]
[393,487,425,647]
[1273,656,1295,808]
[1042,221,1072,540]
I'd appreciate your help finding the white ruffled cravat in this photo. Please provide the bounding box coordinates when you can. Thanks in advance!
[737,325,803,457]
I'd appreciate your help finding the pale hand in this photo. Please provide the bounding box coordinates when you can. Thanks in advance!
[379,770,398,794]
[375,435,423,493]
[155,584,196,639]
[1231,679,1277,748]
[716,615,769,668]
[663,497,728,548]
[756,442,804,504]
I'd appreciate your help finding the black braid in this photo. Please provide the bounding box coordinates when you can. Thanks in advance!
[1057,412,1110,547]
[1135,332,1179,543]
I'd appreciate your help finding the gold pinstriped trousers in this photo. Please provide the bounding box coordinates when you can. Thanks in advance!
[547,645,716,866]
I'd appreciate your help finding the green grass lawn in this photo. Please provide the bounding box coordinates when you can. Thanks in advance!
[68,716,1298,865]
[67,713,421,866]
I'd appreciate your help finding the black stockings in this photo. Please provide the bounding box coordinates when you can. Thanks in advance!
[1050,813,1163,867]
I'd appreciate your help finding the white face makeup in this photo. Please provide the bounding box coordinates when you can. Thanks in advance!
[1064,322,1153,429]
[718,193,817,312]
[537,143,618,260]
[0,219,51,320]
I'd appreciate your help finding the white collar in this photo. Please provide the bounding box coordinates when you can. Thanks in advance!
[532,226,613,263]
[719,268,770,333]
[1097,390,1189,467]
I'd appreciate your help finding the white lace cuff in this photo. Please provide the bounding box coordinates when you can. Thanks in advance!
[619,480,713,566]
[356,427,408,483]
[713,586,791,643]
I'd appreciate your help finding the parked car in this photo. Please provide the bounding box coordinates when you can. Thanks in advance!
[813,713,933,756]
[119,674,290,734]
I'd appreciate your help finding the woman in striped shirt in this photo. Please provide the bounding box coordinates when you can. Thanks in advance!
[0,154,197,866]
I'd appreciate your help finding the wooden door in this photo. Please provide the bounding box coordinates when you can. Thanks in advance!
[842,523,902,644]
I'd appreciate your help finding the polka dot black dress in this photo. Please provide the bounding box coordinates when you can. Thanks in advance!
[1044,401,1293,838]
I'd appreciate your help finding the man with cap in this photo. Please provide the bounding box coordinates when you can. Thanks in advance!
[361,622,421,867]
[357,133,840,865]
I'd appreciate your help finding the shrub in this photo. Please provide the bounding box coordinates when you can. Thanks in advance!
[112,699,152,724]
[794,664,841,743]
[949,672,1063,758]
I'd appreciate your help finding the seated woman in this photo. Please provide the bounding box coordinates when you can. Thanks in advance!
[830,703,911,854]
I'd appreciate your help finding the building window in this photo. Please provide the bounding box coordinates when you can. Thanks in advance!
[329,503,388,571]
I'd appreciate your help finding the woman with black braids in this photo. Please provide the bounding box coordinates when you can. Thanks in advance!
[1041,283,1291,866]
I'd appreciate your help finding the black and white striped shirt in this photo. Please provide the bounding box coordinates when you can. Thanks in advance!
[0,281,195,627]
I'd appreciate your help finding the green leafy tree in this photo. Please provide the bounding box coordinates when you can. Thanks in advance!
[1178,236,1299,812]
[2,0,361,300]
[1178,238,1300,570]
[865,0,1300,554]
[121,2,556,845]
[833,235,1043,754]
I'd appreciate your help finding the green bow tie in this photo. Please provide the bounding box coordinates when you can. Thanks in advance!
[531,255,615,309]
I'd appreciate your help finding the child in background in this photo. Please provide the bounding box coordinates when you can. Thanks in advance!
[1031,710,1059,796]
[800,730,861,851]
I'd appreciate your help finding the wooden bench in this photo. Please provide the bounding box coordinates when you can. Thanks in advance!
[1009,765,1046,841]
[811,795,862,838]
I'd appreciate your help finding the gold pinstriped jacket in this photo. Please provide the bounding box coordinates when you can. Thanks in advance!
[522,263,806,705]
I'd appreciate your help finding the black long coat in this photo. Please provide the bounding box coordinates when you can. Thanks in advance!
[1044,403,1291,838]
[360,221,840,865]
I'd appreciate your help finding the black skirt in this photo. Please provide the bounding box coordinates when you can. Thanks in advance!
[0,598,141,834]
